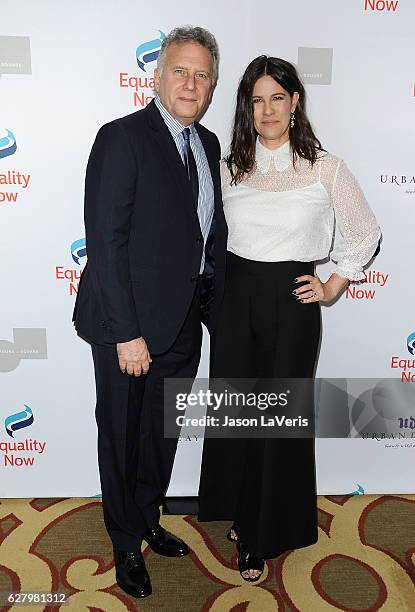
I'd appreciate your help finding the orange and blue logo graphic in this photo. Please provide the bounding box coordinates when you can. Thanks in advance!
[136,30,166,72]
[348,484,365,495]
[0,129,17,159]
[407,332,415,356]
[71,238,87,265]
[5,405,33,438]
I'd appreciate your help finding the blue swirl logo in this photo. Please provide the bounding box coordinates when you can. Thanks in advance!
[71,238,87,265]
[5,405,34,438]
[407,332,415,355]
[136,30,166,72]
[348,483,365,496]
[0,129,17,159]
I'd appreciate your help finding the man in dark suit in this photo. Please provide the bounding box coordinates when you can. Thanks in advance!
[73,26,227,598]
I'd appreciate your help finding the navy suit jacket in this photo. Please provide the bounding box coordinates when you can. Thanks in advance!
[73,100,227,354]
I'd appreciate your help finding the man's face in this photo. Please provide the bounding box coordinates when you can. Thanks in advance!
[154,42,214,125]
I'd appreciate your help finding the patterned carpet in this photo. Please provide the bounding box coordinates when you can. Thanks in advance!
[1,495,415,611]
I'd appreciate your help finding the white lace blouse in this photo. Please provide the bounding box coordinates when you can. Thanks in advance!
[221,139,381,281]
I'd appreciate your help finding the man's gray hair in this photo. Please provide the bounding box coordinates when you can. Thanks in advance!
[157,25,219,85]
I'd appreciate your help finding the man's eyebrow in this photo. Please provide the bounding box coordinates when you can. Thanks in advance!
[172,65,211,74]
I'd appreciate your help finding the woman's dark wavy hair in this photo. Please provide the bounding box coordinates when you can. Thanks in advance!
[226,55,325,184]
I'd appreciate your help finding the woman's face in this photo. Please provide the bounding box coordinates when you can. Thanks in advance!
[252,75,299,148]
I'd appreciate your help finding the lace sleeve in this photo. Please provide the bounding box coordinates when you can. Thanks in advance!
[330,160,381,281]
[220,159,233,193]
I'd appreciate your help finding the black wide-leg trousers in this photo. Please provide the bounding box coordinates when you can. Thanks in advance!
[92,286,202,553]
[198,253,321,559]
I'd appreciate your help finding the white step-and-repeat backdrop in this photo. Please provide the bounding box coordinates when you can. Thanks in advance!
[1,0,414,498]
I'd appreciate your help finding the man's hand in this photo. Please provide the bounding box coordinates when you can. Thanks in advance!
[117,337,152,376]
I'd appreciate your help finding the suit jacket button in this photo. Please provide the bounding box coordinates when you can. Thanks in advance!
[196,236,202,243]
[191,276,198,283]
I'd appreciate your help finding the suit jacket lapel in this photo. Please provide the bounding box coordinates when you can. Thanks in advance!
[194,123,221,215]
[145,100,198,214]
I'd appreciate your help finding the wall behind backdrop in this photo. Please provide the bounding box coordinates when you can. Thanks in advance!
[1,0,414,498]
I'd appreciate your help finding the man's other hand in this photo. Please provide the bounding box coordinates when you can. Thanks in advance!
[117,337,152,376]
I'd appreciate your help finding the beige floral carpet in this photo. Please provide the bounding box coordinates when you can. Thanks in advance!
[1,495,415,611]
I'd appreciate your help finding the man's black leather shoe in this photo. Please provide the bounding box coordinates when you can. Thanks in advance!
[143,524,189,557]
[114,549,152,598]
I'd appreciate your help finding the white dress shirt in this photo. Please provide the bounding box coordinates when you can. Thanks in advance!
[154,96,214,273]
[221,139,381,281]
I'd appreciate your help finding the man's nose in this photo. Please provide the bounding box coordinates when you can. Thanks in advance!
[183,74,196,90]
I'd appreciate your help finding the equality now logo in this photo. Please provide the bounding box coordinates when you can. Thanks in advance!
[297,48,333,85]
[0,329,47,373]
[55,238,86,295]
[364,0,399,11]
[0,128,32,205]
[119,30,166,107]
[345,270,389,301]
[407,333,415,356]
[0,129,17,159]
[136,30,166,72]
[5,404,33,438]
[390,333,415,382]
[2,405,46,467]
[0,36,32,76]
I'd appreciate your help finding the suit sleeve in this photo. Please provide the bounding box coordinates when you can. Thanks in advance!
[84,120,141,343]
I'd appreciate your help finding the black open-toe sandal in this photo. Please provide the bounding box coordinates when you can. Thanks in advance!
[237,541,264,582]
[226,523,238,543]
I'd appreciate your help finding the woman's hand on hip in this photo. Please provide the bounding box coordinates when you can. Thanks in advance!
[292,273,349,304]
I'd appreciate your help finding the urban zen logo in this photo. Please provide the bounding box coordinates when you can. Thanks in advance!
[364,0,399,11]
[55,238,86,295]
[0,128,31,205]
[2,405,46,467]
[119,30,166,107]
[398,416,415,430]
[380,174,415,196]
[390,333,415,382]
[346,270,389,301]
[0,328,47,373]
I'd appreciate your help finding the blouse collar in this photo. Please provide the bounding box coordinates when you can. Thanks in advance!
[255,138,291,173]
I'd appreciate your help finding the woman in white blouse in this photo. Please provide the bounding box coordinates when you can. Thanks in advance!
[198,56,381,581]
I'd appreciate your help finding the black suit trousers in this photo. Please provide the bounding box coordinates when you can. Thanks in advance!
[92,285,202,553]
